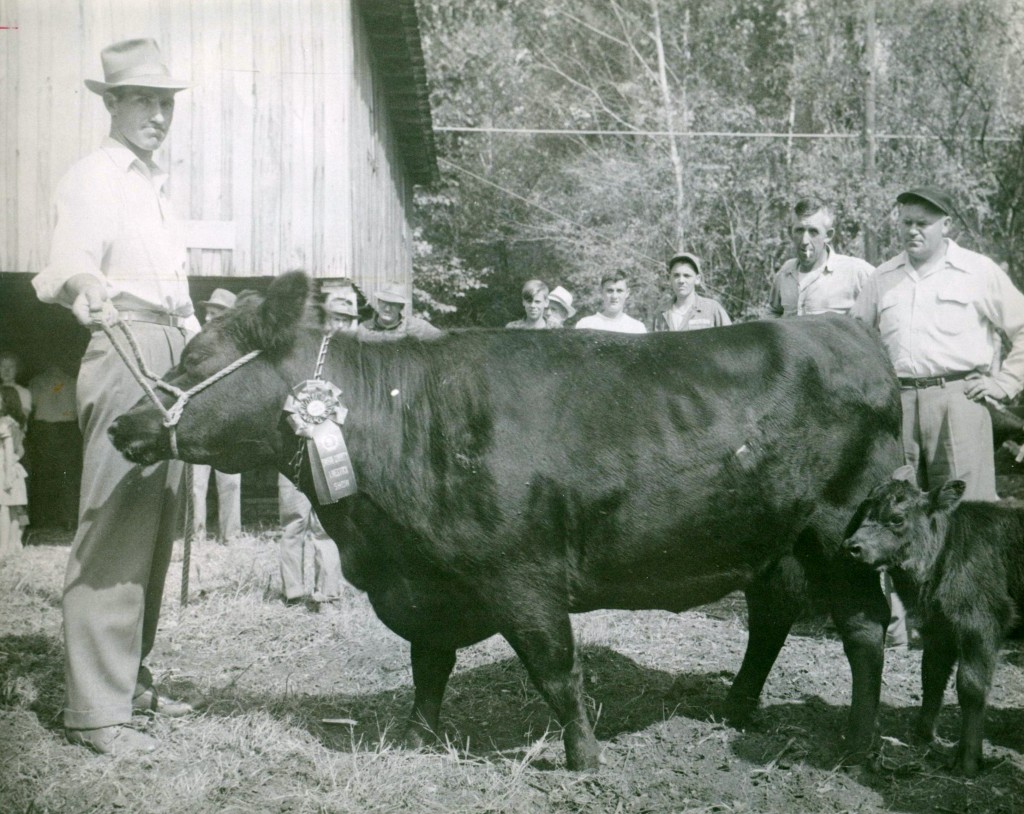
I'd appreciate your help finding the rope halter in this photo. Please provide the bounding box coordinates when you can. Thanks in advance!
[102,322,261,458]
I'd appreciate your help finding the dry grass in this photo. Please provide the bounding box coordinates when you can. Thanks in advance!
[2,528,1023,814]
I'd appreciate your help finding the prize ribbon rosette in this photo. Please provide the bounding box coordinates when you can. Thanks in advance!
[283,379,357,503]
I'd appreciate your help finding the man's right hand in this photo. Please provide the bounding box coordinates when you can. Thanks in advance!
[66,275,118,328]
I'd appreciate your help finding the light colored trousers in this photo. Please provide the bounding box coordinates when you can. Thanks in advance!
[277,473,342,600]
[191,464,242,541]
[63,324,186,730]
[887,378,997,646]
[900,378,997,500]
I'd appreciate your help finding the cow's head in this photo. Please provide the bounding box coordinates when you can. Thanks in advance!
[842,474,966,568]
[110,271,316,472]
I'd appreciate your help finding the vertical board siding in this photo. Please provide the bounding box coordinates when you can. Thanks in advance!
[3,0,416,296]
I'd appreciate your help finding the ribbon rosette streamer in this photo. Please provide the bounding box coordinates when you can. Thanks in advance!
[284,379,358,503]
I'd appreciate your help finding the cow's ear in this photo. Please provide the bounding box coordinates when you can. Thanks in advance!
[250,271,310,356]
[891,464,917,484]
[929,480,966,514]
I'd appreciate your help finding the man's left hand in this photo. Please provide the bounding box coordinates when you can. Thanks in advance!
[964,375,1009,403]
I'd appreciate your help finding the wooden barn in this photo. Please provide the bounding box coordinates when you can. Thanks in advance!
[0,0,437,528]
[0,0,437,375]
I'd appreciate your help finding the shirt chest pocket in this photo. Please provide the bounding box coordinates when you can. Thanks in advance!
[933,283,975,335]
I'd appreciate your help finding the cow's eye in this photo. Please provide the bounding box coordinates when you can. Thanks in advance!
[888,514,905,527]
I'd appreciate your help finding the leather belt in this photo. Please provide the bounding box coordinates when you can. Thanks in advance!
[117,309,187,328]
[897,370,973,389]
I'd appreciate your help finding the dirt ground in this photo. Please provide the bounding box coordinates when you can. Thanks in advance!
[1,453,1022,813]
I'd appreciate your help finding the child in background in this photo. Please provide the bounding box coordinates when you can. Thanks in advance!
[0,386,28,557]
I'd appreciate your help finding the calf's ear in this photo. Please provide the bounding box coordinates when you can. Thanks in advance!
[928,480,966,514]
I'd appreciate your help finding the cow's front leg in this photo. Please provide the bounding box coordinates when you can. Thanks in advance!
[830,562,887,760]
[916,633,956,743]
[725,562,800,725]
[405,642,457,749]
[501,610,600,771]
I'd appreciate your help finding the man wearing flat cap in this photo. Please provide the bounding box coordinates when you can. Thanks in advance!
[853,187,1024,502]
[358,281,442,341]
[33,38,197,755]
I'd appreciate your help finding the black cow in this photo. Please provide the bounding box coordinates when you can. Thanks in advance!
[110,272,902,770]
[843,476,1024,776]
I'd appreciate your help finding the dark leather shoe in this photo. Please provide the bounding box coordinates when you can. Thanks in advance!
[132,688,194,717]
[66,725,158,756]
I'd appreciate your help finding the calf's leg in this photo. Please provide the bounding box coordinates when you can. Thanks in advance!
[405,642,457,748]
[916,634,956,743]
[952,631,998,777]
[500,609,600,771]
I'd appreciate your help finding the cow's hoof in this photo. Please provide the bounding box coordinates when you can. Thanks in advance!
[565,744,603,772]
[398,722,441,752]
[951,747,982,777]
[721,695,758,728]
[912,720,937,744]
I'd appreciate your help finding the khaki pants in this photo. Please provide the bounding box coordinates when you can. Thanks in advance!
[63,324,186,730]
[191,464,242,541]
[900,378,997,500]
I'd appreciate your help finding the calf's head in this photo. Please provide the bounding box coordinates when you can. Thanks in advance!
[842,474,966,568]
[110,272,314,472]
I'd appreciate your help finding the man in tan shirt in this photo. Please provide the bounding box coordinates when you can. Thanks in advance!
[853,186,1024,501]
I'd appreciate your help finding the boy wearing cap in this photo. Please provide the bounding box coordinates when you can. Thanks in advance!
[853,187,1024,502]
[654,253,731,331]
[769,198,873,318]
[358,281,442,341]
[32,39,197,755]
[545,285,576,328]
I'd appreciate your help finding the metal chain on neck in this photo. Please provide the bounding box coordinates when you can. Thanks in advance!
[290,333,333,485]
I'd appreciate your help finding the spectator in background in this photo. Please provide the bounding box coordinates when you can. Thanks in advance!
[0,351,32,418]
[29,358,81,530]
[545,286,576,329]
[506,279,549,329]
[277,280,361,608]
[653,253,731,332]
[0,386,28,559]
[576,271,647,334]
[358,282,442,341]
[190,289,242,543]
[769,198,873,317]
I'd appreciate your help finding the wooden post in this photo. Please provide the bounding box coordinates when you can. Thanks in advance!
[862,0,879,265]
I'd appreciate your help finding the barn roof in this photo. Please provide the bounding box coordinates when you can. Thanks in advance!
[357,0,439,186]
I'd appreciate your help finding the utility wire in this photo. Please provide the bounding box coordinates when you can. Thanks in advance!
[435,125,1018,142]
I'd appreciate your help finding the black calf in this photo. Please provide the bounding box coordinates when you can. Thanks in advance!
[843,477,1024,776]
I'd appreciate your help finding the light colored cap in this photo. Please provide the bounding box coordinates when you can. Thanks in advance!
[373,281,409,307]
[547,286,576,317]
[84,38,190,95]
[199,288,236,310]
[325,292,359,317]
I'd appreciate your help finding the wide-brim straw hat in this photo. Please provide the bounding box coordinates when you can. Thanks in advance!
[84,38,190,95]
[547,286,576,318]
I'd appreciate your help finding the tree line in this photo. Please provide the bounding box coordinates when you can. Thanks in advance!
[411,0,1024,328]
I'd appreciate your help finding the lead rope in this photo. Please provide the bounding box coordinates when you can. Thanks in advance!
[99,320,260,607]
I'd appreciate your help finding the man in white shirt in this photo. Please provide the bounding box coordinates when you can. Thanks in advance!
[853,186,1024,502]
[769,198,873,317]
[33,39,197,756]
[575,271,647,334]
